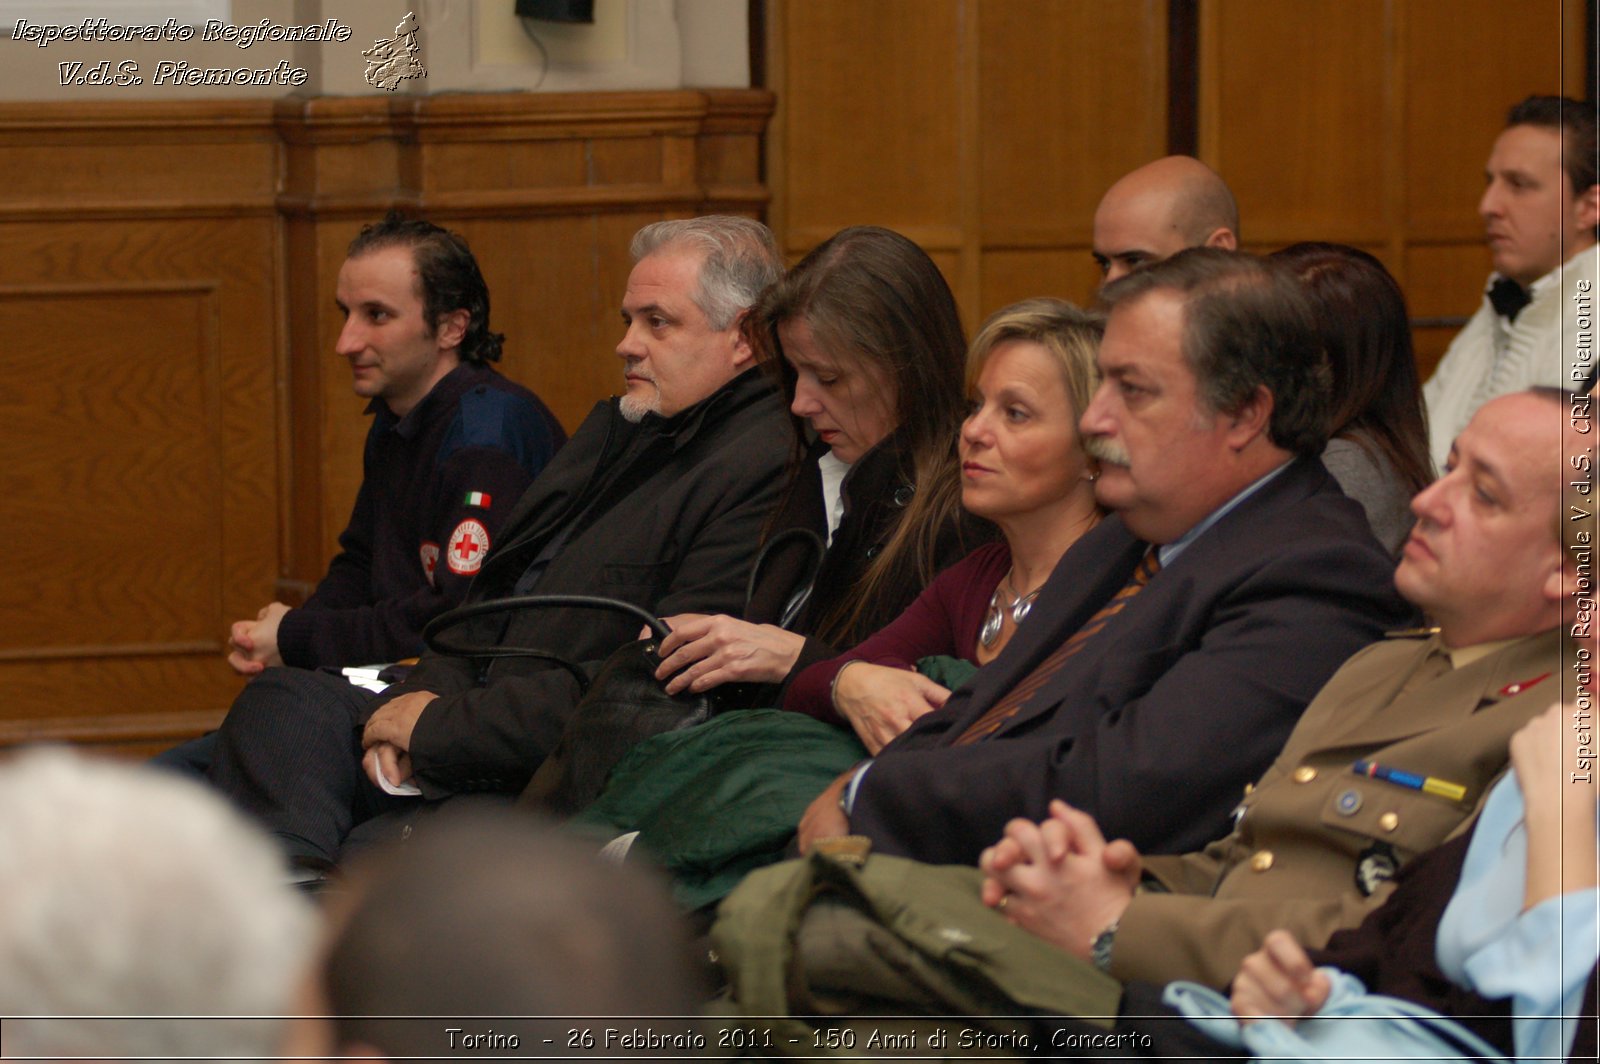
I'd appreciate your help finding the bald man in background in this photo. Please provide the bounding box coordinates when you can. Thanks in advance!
[1092,156,1241,285]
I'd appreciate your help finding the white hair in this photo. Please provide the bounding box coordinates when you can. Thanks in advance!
[0,748,314,1061]
[629,215,783,329]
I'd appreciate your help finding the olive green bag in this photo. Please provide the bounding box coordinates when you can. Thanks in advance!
[708,845,1121,1057]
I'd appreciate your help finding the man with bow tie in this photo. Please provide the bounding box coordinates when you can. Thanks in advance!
[1423,95,1598,469]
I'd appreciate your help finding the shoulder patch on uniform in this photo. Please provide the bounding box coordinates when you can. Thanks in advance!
[419,541,440,586]
[463,490,492,509]
[445,520,489,575]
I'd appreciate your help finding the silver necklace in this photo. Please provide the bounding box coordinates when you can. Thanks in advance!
[979,574,1040,648]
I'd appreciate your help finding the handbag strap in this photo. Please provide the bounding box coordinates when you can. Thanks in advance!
[745,527,827,631]
[422,594,674,696]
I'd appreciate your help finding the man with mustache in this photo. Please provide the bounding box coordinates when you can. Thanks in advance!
[945,389,1580,1046]
[1423,95,1598,470]
[206,216,792,869]
[797,249,1413,865]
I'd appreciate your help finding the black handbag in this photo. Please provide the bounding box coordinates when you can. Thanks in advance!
[421,529,828,817]
[423,594,711,817]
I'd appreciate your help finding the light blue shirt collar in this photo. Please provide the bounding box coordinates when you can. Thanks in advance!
[1156,460,1292,568]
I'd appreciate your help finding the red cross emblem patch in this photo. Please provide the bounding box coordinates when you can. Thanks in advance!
[445,519,489,575]
[419,541,440,586]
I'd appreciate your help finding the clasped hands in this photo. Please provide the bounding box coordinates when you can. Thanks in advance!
[979,799,1331,1025]
[977,799,1141,961]
[226,602,290,676]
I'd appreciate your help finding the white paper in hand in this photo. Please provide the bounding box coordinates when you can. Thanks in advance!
[365,747,421,797]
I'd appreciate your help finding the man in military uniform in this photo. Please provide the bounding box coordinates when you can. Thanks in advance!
[977,387,1579,991]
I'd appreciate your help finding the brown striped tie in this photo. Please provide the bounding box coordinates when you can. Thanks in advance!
[953,548,1162,746]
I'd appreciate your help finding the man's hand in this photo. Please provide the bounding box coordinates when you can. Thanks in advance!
[652,614,806,694]
[796,770,856,853]
[226,602,290,676]
[831,661,950,754]
[361,690,437,758]
[977,800,1140,960]
[365,741,414,790]
[1229,929,1331,1027]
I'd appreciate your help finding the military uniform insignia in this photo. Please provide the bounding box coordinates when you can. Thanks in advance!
[1498,672,1550,698]
[446,520,489,575]
[1354,841,1398,896]
[419,541,440,586]
[1383,625,1441,639]
[463,490,492,508]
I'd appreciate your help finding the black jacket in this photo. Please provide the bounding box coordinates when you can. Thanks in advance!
[376,368,793,796]
[744,431,991,688]
[278,362,565,668]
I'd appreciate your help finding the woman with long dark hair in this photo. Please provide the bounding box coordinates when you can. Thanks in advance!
[1270,242,1434,553]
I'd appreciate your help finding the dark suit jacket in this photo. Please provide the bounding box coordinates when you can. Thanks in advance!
[380,368,794,796]
[848,457,1414,865]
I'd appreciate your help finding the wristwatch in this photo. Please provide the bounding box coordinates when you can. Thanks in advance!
[1090,919,1120,973]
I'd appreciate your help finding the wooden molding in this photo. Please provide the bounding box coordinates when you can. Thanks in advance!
[0,89,774,752]
[0,709,226,747]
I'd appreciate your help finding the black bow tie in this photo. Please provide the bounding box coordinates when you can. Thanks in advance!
[1487,277,1531,322]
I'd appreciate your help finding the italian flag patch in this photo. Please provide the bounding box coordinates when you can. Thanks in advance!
[463,491,491,508]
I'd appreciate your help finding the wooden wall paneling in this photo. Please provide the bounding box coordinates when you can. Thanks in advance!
[276,90,775,586]
[0,102,281,752]
[1200,0,1393,250]
[0,91,772,755]
[768,0,1169,327]
[0,122,282,749]
[956,0,983,316]
[976,0,1169,313]
[459,216,616,425]
[1404,0,1585,242]
[1398,0,1584,379]
[1198,0,1582,383]
[276,214,329,604]
[0,282,223,651]
[768,0,966,265]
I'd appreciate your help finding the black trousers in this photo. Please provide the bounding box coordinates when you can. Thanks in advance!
[206,667,416,863]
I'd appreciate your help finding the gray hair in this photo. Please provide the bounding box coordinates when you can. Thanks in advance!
[0,749,314,1061]
[630,215,783,329]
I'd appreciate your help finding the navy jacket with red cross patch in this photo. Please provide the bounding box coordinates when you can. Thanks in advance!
[275,361,565,668]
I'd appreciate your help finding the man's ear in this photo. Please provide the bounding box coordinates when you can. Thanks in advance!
[728,310,756,370]
[1204,227,1239,251]
[1224,384,1274,450]
[1575,183,1600,236]
[435,308,470,353]
[1553,543,1582,606]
